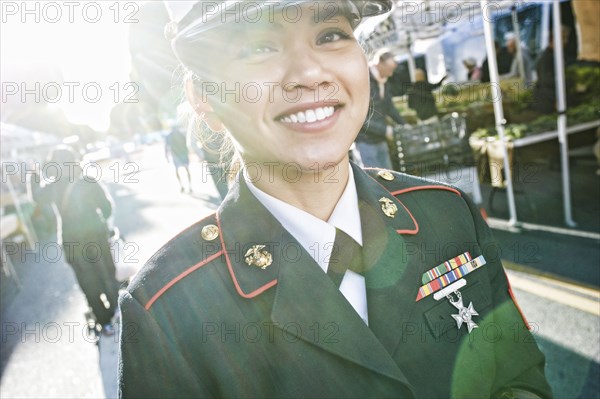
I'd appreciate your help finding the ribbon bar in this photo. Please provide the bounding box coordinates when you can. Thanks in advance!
[416,255,486,302]
[421,251,472,284]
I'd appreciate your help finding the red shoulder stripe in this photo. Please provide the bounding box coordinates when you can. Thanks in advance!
[145,251,223,310]
[391,185,462,197]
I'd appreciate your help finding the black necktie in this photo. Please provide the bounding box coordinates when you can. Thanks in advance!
[327,228,364,288]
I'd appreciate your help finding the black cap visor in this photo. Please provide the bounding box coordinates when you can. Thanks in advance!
[174,0,392,44]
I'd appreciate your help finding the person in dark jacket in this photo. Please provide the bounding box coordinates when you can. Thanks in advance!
[165,125,192,192]
[481,40,507,83]
[355,51,405,170]
[532,26,570,114]
[407,69,446,123]
[29,146,120,334]
[118,2,553,398]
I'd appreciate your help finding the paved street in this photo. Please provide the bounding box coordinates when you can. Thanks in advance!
[1,144,599,398]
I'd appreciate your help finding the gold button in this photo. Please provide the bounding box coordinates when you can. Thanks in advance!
[378,170,394,181]
[201,224,219,241]
[245,245,273,270]
[379,197,398,218]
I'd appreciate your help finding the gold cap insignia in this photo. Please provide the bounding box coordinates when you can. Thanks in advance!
[201,225,219,241]
[244,245,273,269]
[379,197,398,218]
[377,170,394,181]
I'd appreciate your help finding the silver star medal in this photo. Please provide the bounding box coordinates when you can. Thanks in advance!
[447,291,479,333]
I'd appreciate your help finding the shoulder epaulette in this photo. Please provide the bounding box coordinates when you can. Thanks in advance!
[127,212,224,310]
[364,167,463,198]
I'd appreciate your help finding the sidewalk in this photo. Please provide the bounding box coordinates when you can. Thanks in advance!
[480,148,600,287]
[506,267,600,398]
[0,238,115,398]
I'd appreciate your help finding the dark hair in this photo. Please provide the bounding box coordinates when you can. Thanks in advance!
[378,52,394,63]
[48,145,79,164]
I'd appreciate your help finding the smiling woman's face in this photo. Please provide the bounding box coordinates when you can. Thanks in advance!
[190,4,370,172]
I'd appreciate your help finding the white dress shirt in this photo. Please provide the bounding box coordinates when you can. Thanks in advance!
[244,166,368,324]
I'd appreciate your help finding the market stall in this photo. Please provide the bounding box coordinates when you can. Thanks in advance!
[368,0,599,228]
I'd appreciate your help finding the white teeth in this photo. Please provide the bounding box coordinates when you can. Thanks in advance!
[315,108,325,120]
[279,106,335,124]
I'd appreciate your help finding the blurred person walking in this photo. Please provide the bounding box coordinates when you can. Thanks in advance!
[165,125,192,192]
[532,26,571,114]
[355,51,405,169]
[28,146,120,335]
[407,69,446,123]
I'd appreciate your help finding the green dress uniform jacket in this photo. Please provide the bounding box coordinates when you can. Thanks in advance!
[118,164,552,398]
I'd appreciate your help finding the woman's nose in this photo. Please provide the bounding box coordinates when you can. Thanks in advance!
[281,45,334,92]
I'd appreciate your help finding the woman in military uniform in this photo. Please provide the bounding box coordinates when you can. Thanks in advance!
[118,1,552,397]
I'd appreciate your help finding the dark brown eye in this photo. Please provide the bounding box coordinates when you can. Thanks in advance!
[237,42,277,59]
[317,30,351,45]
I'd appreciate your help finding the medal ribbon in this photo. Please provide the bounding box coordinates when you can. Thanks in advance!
[421,252,472,284]
[416,255,486,301]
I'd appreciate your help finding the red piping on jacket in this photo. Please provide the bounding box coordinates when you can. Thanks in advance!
[505,271,531,329]
[216,212,278,299]
[145,251,223,310]
[391,185,462,234]
[391,185,462,197]
[396,201,419,235]
[365,172,420,235]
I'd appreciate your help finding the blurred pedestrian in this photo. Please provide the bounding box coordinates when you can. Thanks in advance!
[532,26,570,114]
[502,31,534,85]
[407,69,446,123]
[463,57,481,81]
[481,41,503,83]
[28,146,120,335]
[165,125,192,192]
[355,51,405,169]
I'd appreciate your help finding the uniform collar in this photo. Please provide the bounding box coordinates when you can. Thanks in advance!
[217,163,418,299]
[243,164,362,273]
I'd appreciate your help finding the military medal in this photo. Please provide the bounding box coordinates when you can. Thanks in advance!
[415,253,487,334]
[433,278,479,334]
[448,289,479,333]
